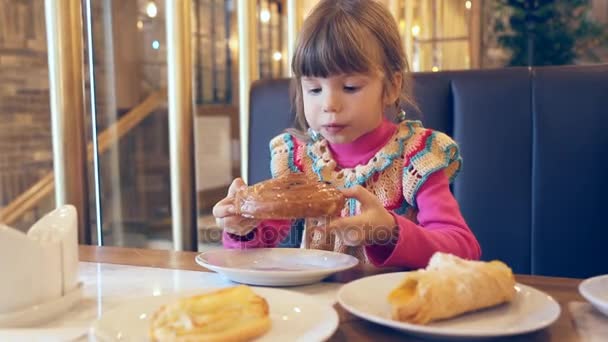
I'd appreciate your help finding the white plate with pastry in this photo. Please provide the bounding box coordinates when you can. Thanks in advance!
[91,285,338,341]
[337,253,561,339]
[196,248,359,286]
[579,274,608,316]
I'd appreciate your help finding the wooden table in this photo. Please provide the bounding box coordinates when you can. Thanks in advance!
[80,246,585,341]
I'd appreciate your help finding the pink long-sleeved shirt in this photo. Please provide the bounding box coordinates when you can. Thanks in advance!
[223,120,481,269]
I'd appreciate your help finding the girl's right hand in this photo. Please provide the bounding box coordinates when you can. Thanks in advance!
[212,178,260,236]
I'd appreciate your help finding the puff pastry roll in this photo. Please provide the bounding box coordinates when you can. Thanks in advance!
[388,252,516,324]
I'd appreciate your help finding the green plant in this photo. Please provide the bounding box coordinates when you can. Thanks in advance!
[494,0,607,66]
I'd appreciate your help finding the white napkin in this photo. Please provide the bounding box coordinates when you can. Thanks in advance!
[568,301,608,342]
[28,205,79,294]
[0,226,61,313]
[0,205,78,317]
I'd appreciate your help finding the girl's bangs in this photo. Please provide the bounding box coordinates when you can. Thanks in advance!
[292,16,377,78]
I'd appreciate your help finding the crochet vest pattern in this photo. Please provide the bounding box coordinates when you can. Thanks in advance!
[269,120,462,263]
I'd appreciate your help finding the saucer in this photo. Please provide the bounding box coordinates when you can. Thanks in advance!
[579,274,608,317]
[196,248,359,286]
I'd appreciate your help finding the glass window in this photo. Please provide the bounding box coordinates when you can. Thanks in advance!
[0,0,55,231]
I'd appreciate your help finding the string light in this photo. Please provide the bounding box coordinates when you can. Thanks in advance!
[152,40,160,50]
[137,20,143,30]
[260,9,271,23]
[146,1,158,18]
[465,1,472,10]
[229,37,238,52]
[411,25,421,37]
[272,51,282,61]
[431,66,439,72]
[399,20,406,32]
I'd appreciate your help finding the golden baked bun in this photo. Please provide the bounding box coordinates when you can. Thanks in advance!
[149,285,271,342]
[388,253,516,325]
[235,173,345,219]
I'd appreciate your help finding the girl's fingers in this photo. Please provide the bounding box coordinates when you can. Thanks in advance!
[213,178,256,236]
[308,217,366,247]
[212,198,236,218]
[213,178,248,218]
[227,177,247,197]
[340,185,379,208]
[222,217,258,235]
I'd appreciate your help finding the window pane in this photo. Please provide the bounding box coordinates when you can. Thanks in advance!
[0,0,55,231]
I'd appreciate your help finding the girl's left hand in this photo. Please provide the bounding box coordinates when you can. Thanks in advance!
[314,185,398,246]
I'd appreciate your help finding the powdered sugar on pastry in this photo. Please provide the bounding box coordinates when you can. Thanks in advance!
[388,252,516,324]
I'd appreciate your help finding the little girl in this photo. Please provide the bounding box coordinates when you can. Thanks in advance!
[213,0,481,269]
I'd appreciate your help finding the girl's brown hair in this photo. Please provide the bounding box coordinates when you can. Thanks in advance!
[290,0,416,134]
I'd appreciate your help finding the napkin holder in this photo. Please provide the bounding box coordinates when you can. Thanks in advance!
[0,205,80,327]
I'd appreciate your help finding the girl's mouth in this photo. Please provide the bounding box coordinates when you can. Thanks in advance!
[322,124,346,134]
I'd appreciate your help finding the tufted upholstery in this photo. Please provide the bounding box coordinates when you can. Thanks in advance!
[247,64,608,278]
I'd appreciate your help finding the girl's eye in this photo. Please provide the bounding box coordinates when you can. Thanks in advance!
[343,85,360,93]
[308,88,322,94]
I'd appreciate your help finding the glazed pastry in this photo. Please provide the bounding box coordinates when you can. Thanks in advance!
[234,173,345,219]
[149,285,271,341]
[388,252,516,324]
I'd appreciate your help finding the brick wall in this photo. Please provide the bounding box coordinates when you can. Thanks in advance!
[0,0,53,216]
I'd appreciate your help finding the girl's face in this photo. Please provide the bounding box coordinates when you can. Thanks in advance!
[301,72,398,144]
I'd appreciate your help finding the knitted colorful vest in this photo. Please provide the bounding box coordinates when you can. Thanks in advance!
[269,120,462,262]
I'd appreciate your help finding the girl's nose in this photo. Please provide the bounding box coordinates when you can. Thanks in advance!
[322,94,342,113]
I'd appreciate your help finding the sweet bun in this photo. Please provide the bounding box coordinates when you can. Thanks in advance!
[149,285,271,341]
[235,173,345,219]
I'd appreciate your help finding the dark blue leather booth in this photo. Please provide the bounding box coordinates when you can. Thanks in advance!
[247,64,608,278]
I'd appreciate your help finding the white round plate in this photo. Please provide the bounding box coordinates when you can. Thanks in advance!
[579,274,608,316]
[195,248,359,286]
[337,272,561,340]
[91,287,338,342]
